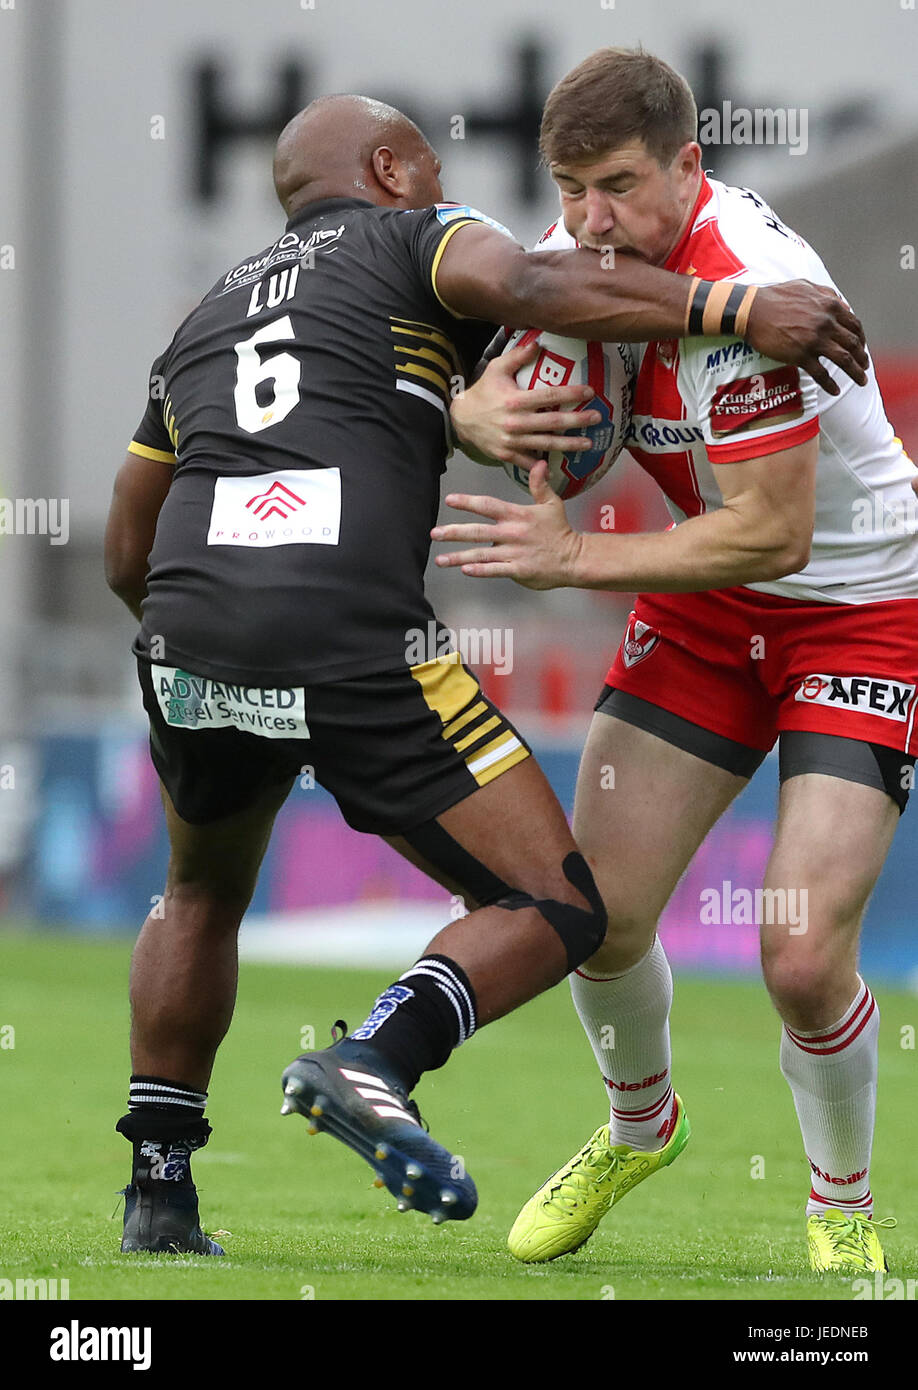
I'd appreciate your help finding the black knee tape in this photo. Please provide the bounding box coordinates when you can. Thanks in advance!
[497,851,607,972]
[400,817,514,909]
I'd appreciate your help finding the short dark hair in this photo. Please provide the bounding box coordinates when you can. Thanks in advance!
[539,47,698,169]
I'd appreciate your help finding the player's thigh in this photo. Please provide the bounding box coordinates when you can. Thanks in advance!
[161,774,295,904]
[388,755,585,907]
[315,655,584,906]
[762,766,900,965]
[438,753,581,897]
[383,832,480,908]
[573,704,751,924]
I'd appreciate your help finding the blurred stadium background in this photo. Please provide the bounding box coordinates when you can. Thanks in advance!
[1,0,917,981]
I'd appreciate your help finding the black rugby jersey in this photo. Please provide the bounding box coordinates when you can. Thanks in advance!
[129,198,503,685]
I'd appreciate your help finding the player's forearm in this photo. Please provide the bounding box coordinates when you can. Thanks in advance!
[506,251,714,343]
[104,519,149,620]
[570,510,811,593]
[104,548,146,621]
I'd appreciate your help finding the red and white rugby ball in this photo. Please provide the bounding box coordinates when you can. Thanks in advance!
[501,328,634,499]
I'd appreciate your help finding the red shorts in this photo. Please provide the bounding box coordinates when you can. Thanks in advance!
[606,587,918,755]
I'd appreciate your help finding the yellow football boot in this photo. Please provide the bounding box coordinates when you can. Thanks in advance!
[807,1208,895,1275]
[508,1095,690,1262]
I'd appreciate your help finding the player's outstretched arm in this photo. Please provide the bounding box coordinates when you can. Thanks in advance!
[432,437,817,593]
[104,452,175,620]
[436,223,868,398]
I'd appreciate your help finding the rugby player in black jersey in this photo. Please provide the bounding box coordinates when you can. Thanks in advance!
[104,93,867,1254]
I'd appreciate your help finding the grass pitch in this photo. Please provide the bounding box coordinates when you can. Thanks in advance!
[1,930,916,1303]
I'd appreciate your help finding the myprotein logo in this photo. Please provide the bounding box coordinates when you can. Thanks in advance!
[208,468,340,547]
[705,341,757,373]
[795,674,916,723]
[709,367,803,438]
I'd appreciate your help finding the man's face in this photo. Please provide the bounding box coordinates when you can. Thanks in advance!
[550,139,702,266]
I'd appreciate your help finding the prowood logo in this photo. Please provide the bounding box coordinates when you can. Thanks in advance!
[246,479,306,521]
[207,468,341,548]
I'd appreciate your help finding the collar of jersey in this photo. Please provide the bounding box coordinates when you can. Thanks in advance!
[662,173,714,273]
[285,196,376,230]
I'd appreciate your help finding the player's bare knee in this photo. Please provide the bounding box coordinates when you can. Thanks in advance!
[162,879,252,930]
[577,885,656,970]
[763,945,838,1017]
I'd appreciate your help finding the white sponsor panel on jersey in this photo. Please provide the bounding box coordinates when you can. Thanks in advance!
[794,674,916,721]
[153,665,309,738]
[207,468,341,547]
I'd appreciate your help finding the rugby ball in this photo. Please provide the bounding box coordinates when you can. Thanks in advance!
[501,328,634,499]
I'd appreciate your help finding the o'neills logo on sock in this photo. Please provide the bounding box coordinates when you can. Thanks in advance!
[606,1070,668,1092]
[808,1159,869,1186]
[50,1322,151,1371]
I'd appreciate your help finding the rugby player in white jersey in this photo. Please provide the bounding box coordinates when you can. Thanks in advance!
[438,47,916,1275]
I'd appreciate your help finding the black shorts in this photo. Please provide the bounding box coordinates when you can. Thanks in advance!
[137,654,530,834]
[595,686,915,813]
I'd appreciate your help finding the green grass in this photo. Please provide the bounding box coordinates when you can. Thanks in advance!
[1,930,916,1302]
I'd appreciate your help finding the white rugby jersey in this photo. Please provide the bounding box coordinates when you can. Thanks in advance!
[536,176,918,603]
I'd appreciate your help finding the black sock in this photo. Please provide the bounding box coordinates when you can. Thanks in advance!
[349,955,477,1092]
[115,1075,211,1185]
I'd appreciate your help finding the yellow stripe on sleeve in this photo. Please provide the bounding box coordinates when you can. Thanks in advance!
[127,440,177,463]
[430,220,483,317]
[394,342,457,379]
[398,361,451,395]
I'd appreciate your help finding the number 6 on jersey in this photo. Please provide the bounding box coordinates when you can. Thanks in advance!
[234,315,301,434]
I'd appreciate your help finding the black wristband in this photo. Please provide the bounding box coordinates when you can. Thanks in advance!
[688,280,713,335]
[720,282,749,336]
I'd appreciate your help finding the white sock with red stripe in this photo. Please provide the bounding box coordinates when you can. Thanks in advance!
[570,936,677,1152]
[779,978,879,1218]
